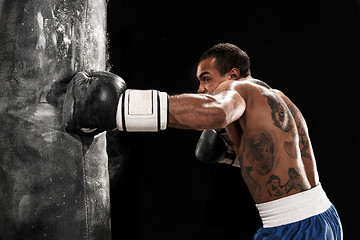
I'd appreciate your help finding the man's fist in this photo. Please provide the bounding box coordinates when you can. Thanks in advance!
[62,71,127,135]
[62,71,169,135]
[195,128,238,166]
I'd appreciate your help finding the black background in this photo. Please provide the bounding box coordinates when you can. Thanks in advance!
[106,0,359,239]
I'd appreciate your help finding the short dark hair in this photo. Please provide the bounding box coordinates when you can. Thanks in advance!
[199,43,251,77]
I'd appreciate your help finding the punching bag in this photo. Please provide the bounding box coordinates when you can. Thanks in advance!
[0,0,111,239]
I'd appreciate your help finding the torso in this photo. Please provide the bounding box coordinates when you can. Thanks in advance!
[225,79,319,203]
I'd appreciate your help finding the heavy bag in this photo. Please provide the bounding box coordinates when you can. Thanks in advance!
[0,0,111,239]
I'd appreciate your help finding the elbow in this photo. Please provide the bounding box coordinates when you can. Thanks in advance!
[207,107,231,129]
[205,98,246,129]
[200,91,246,129]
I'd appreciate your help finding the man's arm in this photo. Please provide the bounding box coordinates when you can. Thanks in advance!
[168,81,246,130]
[63,73,245,134]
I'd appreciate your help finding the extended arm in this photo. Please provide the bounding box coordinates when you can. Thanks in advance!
[63,72,245,134]
[168,82,246,130]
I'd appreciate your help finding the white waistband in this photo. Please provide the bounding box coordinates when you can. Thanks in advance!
[255,183,332,228]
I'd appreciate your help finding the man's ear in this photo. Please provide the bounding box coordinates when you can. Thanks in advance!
[228,68,241,80]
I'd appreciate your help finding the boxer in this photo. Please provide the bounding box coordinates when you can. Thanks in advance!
[63,43,343,239]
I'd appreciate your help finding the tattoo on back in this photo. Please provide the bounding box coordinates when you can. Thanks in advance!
[266,168,307,197]
[298,124,311,159]
[243,165,263,203]
[283,122,311,159]
[245,131,275,175]
[261,89,292,132]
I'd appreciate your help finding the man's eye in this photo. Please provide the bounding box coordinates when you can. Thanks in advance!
[204,77,210,82]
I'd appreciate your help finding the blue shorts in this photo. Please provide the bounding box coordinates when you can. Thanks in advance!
[254,184,343,240]
[253,204,342,240]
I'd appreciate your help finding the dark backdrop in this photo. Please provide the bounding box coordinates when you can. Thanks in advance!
[106,0,359,239]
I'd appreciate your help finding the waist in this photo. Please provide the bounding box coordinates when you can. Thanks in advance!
[255,183,332,228]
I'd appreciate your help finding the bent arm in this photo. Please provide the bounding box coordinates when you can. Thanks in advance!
[168,87,246,130]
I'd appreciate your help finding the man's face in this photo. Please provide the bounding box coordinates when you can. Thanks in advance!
[196,57,230,94]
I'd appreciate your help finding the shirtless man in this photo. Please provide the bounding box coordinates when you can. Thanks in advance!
[63,43,343,239]
[170,43,342,239]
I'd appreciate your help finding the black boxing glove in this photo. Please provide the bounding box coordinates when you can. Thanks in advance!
[195,129,237,164]
[62,71,168,136]
[62,71,126,135]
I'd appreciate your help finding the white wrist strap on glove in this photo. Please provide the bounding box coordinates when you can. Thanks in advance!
[116,89,169,132]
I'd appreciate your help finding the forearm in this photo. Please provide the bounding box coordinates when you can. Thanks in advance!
[168,94,227,130]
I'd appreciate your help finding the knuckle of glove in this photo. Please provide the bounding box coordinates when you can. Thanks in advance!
[62,71,127,135]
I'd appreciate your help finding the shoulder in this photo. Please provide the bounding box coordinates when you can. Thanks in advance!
[218,78,274,101]
[214,78,285,106]
[215,78,267,93]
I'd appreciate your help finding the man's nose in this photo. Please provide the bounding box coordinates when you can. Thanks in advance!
[197,84,206,93]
